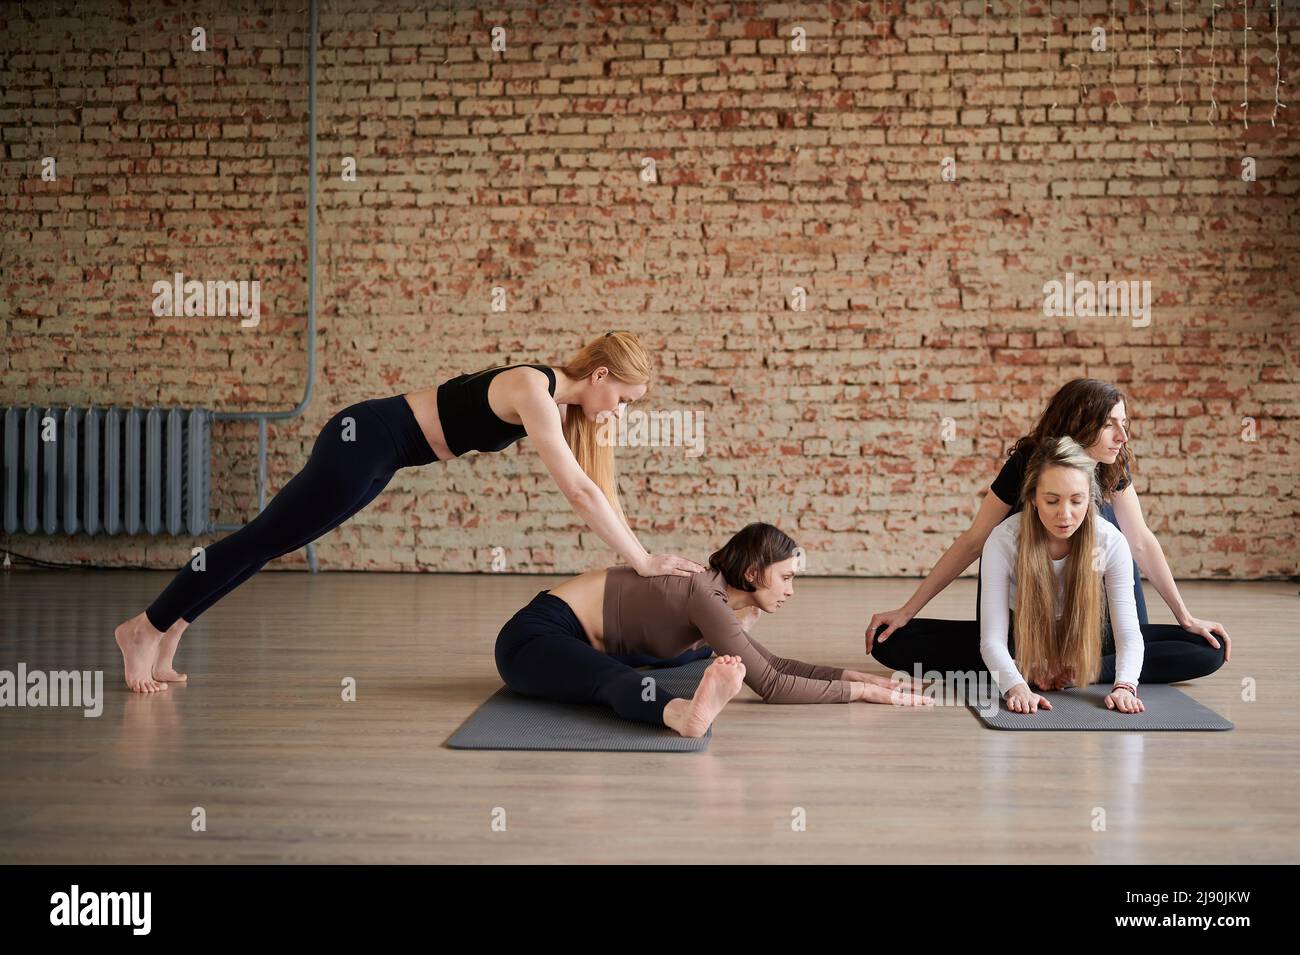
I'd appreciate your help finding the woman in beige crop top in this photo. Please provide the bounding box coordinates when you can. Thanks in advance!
[495,523,932,738]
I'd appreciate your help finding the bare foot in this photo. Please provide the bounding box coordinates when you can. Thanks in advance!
[114,612,168,693]
[674,655,746,738]
[152,619,189,683]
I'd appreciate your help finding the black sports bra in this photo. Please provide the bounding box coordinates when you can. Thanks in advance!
[435,363,557,456]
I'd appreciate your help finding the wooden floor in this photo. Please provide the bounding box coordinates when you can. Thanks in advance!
[0,568,1295,864]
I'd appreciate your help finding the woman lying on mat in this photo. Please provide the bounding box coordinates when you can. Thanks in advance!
[865,378,1230,660]
[870,437,1227,715]
[496,523,932,738]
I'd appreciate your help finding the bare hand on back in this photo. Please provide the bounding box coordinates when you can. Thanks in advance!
[636,553,706,578]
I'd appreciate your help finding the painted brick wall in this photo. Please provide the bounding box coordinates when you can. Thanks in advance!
[2,1,1296,580]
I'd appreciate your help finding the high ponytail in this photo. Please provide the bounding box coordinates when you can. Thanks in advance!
[559,331,652,526]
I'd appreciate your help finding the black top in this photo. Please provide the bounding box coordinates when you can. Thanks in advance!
[989,442,1131,513]
[436,363,557,457]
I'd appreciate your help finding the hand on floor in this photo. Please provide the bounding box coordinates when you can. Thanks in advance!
[1105,687,1146,714]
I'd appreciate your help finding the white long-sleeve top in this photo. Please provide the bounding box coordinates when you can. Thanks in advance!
[979,511,1144,695]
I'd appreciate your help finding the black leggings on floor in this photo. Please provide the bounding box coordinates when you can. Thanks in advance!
[145,395,439,632]
[495,590,689,726]
[871,616,1226,687]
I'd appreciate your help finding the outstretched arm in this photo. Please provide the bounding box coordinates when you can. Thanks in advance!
[737,606,920,690]
[866,488,1011,649]
[978,527,1027,697]
[688,591,852,703]
[732,605,844,681]
[514,376,702,578]
[692,590,929,704]
[1109,483,1230,659]
[748,632,847,682]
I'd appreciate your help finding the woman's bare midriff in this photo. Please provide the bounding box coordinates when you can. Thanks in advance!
[402,389,456,462]
[547,568,608,651]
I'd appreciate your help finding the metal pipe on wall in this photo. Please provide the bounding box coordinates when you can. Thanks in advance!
[210,0,319,574]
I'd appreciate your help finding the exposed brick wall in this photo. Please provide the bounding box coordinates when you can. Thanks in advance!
[2,1,1296,581]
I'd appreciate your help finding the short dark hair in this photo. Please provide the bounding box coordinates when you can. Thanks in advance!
[708,522,799,592]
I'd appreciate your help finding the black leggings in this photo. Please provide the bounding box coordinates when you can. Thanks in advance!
[495,590,691,726]
[145,395,438,631]
[871,616,1226,687]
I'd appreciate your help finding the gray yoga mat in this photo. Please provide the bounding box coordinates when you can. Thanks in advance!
[448,658,713,752]
[971,683,1233,731]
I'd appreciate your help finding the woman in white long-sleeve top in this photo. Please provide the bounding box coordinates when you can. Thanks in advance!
[865,379,1230,659]
[870,437,1227,715]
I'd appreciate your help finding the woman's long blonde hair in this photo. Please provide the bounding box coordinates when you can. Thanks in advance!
[559,331,651,526]
[1013,436,1106,687]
